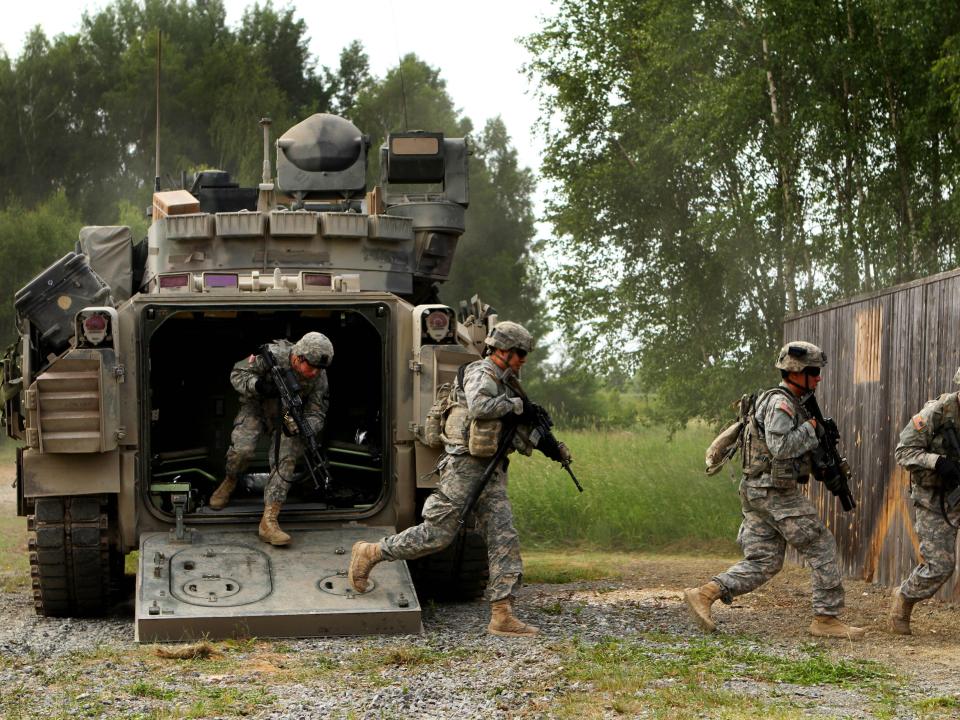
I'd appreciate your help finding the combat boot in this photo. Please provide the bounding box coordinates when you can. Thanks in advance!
[808,615,866,640]
[488,598,539,637]
[258,502,291,546]
[683,581,724,632]
[208,475,237,510]
[348,541,382,593]
[888,588,915,635]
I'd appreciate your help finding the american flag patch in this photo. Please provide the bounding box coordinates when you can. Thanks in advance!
[778,400,794,417]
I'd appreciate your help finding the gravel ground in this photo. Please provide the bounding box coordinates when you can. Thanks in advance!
[5,479,960,718]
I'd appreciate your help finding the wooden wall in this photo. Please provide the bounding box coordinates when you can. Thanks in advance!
[784,268,960,599]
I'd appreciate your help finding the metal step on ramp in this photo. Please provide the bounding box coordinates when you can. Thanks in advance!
[135,526,421,642]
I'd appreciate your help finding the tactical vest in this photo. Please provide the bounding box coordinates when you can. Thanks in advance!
[742,387,812,488]
[912,392,960,489]
[441,361,503,457]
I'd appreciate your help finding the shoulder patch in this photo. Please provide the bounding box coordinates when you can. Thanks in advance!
[913,414,927,432]
[247,354,256,365]
[777,400,795,418]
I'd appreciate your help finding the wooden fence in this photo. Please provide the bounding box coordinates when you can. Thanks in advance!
[784,268,960,600]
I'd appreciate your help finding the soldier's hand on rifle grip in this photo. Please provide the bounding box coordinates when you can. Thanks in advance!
[935,456,960,488]
[254,377,277,397]
[519,397,540,425]
[558,442,572,464]
[808,418,818,431]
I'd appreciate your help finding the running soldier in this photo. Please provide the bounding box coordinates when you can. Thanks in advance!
[684,342,866,639]
[888,368,960,634]
[348,321,570,637]
[208,332,333,546]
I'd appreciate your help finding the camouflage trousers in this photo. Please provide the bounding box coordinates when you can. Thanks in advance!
[380,453,523,602]
[899,484,960,601]
[714,481,844,616]
[224,400,305,506]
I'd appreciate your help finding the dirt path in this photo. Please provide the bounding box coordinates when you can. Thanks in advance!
[4,468,960,717]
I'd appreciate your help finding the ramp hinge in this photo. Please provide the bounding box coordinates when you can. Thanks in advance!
[409,360,422,373]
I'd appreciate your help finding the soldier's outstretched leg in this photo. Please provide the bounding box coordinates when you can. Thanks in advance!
[349,542,383,593]
[209,475,237,510]
[683,581,724,632]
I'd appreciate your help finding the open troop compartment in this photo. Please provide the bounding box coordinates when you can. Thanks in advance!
[141,302,390,521]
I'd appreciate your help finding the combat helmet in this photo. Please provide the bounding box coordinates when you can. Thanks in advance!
[775,341,827,372]
[484,321,534,354]
[293,331,334,368]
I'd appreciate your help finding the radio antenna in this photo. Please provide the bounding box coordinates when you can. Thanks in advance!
[154,29,162,192]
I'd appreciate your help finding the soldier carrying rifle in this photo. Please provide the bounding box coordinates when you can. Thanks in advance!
[348,321,573,637]
[685,342,866,639]
[208,332,333,547]
[889,367,960,634]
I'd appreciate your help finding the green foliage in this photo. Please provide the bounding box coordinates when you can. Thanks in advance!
[0,192,82,343]
[525,0,960,428]
[510,425,741,552]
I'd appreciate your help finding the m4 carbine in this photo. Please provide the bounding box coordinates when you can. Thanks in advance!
[259,346,333,492]
[801,392,856,512]
[458,371,582,524]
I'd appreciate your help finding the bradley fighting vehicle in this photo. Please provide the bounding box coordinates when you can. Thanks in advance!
[4,113,499,641]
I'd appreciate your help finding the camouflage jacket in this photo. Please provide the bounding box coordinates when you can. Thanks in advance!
[744,383,819,488]
[895,392,960,489]
[444,357,525,456]
[230,339,329,434]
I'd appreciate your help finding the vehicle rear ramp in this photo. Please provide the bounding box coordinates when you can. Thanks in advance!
[135,526,421,642]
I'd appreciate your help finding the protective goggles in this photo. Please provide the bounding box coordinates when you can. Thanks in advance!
[803,366,821,377]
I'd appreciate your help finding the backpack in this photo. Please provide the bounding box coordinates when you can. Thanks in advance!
[705,392,756,476]
[422,381,455,449]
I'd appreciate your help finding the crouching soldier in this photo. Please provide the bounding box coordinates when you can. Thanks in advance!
[349,321,569,637]
[684,342,865,639]
[888,368,960,634]
[208,332,333,546]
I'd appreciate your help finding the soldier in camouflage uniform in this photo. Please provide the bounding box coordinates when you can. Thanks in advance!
[684,342,866,639]
[888,368,960,634]
[348,321,570,637]
[208,332,333,546]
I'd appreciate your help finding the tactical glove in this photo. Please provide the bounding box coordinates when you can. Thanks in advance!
[254,377,277,397]
[519,398,542,425]
[935,456,960,489]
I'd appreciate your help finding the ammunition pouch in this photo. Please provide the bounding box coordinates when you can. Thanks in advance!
[441,404,469,447]
[466,417,502,458]
[423,382,454,449]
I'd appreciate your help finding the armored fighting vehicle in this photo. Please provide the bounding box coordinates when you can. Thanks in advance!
[5,113,497,641]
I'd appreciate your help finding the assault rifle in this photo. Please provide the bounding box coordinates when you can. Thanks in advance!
[801,392,856,512]
[458,372,582,524]
[504,374,583,494]
[259,346,333,492]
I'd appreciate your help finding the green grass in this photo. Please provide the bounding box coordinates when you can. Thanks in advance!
[0,513,28,592]
[510,425,741,553]
[549,633,896,719]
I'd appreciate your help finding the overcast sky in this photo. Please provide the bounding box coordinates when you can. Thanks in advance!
[0,0,556,184]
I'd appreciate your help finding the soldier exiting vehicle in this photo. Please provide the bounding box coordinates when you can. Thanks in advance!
[208,332,333,546]
[684,342,866,639]
[348,321,570,637]
[888,368,960,634]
